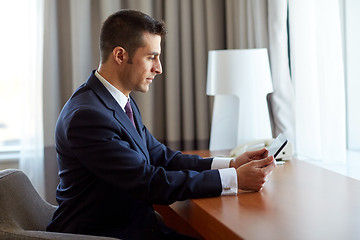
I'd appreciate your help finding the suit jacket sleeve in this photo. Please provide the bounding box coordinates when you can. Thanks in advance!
[140,123,213,172]
[63,107,222,205]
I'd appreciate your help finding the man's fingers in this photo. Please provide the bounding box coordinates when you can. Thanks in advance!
[261,158,276,175]
[247,148,269,159]
[253,156,274,168]
[237,156,275,192]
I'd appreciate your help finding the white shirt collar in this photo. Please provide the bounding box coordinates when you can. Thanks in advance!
[95,70,129,110]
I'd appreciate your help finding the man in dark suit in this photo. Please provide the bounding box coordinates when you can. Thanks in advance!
[47,10,275,240]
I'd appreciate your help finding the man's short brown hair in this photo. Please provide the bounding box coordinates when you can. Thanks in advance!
[100,10,167,63]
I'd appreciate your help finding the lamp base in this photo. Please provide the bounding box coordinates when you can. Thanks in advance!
[209,95,239,151]
[209,95,272,151]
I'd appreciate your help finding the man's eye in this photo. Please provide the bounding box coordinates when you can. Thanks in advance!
[149,56,155,60]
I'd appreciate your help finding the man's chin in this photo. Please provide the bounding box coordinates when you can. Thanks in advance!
[137,85,150,93]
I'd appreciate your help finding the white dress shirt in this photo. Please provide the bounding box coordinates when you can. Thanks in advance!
[95,71,238,195]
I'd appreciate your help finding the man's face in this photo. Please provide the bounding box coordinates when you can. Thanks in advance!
[121,33,162,94]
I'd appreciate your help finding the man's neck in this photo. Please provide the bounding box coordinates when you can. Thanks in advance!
[97,64,130,97]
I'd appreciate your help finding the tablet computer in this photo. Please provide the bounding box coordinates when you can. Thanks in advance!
[267,134,288,164]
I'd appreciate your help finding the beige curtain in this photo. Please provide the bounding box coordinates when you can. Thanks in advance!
[225,0,269,49]
[157,0,226,150]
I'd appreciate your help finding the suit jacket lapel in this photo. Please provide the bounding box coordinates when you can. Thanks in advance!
[86,71,150,161]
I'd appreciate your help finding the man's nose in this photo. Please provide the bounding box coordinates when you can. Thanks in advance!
[153,59,162,75]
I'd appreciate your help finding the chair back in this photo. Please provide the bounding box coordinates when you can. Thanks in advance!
[0,169,56,231]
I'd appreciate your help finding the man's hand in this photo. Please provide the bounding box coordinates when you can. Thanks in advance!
[236,156,275,192]
[230,148,269,169]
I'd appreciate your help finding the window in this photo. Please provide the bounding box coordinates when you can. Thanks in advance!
[0,2,26,156]
[0,0,42,164]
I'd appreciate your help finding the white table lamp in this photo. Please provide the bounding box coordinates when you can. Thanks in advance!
[207,48,273,151]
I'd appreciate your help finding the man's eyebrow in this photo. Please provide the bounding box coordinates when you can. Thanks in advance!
[147,52,160,56]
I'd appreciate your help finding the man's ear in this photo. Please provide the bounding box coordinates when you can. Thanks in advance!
[112,47,127,64]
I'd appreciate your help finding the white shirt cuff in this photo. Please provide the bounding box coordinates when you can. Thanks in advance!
[218,168,238,195]
[211,157,234,169]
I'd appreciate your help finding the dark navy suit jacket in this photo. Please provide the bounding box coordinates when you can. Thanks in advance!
[47,71,222,239]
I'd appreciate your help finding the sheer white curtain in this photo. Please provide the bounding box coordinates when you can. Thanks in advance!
[289,0,346,163]
[19,0,45,197]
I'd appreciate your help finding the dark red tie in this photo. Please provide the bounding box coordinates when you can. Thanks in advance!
[124,101,136,128]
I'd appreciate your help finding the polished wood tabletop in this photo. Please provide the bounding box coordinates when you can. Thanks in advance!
[155,150,360,240]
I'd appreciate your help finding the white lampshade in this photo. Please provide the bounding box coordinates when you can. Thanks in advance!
[207,48,273,151]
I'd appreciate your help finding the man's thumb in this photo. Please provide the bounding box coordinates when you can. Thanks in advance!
[255,156,274,168]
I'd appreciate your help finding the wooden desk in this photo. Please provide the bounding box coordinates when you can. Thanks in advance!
[155,150,360,240]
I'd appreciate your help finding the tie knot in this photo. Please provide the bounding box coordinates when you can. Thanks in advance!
[125,101,133,114]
